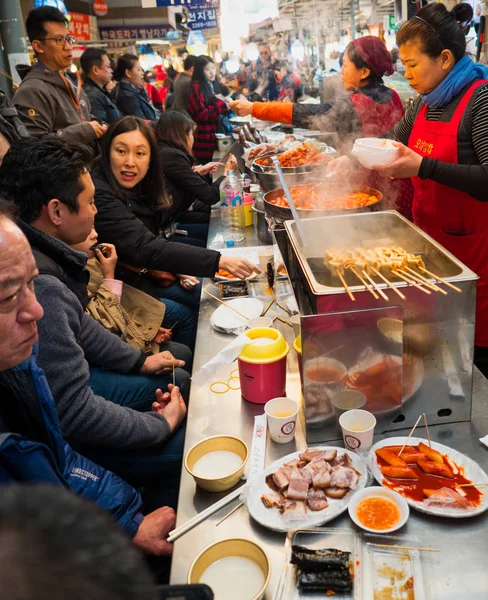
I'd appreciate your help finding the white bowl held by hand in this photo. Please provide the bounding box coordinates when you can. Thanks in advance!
[352,137,400,169]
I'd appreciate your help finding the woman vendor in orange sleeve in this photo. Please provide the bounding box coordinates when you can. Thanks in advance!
[230,36,413,218]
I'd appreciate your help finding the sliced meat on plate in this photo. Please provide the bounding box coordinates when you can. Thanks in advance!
[261,492,285,509]
[272,467,290,490]
[312,468,331,490]
[331,452,352,467]
[307,489,329,511]
[265,473,281,492]
[324,486,349,499]
[299,448,337,463]
[280,499,307,519]
[330,465,359,489]
[285,468,310,501]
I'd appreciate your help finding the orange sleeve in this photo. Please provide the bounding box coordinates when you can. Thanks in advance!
[251,102,294,125]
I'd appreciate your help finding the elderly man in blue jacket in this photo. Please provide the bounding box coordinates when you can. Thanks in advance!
[0,201,176,557]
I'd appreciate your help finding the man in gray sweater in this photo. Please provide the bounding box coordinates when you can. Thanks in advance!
[0,137,188,495]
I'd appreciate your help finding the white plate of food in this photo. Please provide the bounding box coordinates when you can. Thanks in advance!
[210,298,263,335]
[371,436,488,518]
[246,447,367,532]
[214,268,258,282]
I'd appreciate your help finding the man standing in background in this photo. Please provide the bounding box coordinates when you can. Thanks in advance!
[81,48,123,124]
[13,6,106,144]
[172,55,196,111]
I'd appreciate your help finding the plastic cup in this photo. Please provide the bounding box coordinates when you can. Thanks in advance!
[264,397,299,444]
[332,390,366,418]
[290,314,301,337]
[258,248,274,272]
[339,409,376,452]
[247,317,273,329]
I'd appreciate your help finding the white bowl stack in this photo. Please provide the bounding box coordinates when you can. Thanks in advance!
[351,137,399,169]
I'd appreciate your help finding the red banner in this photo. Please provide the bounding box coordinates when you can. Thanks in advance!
[69,12,91,41]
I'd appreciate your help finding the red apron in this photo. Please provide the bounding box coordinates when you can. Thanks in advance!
[408,79,488,346]
[350,92,414,220]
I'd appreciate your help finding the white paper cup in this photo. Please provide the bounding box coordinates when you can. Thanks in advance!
[258,248,274,273]
[264,397,299,444]
[247,316,273,329]
[290,314,301,337]
[339,409,376,452]
[332,390,366,418]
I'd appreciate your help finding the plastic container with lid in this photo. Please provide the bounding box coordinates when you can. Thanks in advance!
[238,328,289,404]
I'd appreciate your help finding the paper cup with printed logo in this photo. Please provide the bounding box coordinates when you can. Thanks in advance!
[264,397,299,444]
[339,409,376,452]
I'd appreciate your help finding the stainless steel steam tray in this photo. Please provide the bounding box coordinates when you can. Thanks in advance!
[284,210,477,296]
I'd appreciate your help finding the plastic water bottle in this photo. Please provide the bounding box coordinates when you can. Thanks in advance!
[220,170,245,245]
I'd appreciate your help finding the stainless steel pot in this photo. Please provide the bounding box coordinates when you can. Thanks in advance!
[252,205,273,244]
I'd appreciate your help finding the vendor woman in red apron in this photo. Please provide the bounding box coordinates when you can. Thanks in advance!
[230,36,413,218]
[332,4,488,374]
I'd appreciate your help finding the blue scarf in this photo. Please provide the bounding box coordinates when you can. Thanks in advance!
[421,55,488,108]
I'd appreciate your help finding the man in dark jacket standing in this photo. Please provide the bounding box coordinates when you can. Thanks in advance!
[13,6,106,144]
[172,56,196,112]
[0,137,189,496]
[81,48,123,124]
[0,201,176,557]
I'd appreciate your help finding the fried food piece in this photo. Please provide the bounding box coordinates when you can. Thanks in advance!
[418,460,454,479]
[380,465,418,479]
[376,448,408,467]
[401,452,427,464]
[418,442,444,464]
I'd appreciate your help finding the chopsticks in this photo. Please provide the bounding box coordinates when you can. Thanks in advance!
[167,486,242,543]
[203,289,248,320]
[369,543,440,553]
[261,297,275,316]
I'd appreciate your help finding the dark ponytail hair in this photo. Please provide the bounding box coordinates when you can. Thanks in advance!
[396,3,466,62]
[113,53,139,82]
[191,55,215,105]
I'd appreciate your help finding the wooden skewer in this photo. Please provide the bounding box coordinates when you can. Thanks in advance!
[392,270,432,295]
[203,289,249,319]
[276,301,292,316]
[362,269,389,301]
[419,267,462,293]
[405,267,448,295]
[169,319,179,331]
[275,316,292,327]
[349,267,379,299]
[369,543,440,553]
[371,268,406,300]
[422,412,432,448]
[398,268,444,294]
[457,482,488,488]
[172,362,176,387]
[215,501,244,526]
[336,268,355,302]
[261,297,275,316]
[398,414,423,456]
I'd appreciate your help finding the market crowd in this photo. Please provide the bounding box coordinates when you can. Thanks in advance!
[0,1,486,597]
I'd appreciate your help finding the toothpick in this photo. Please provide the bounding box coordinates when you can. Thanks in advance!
[172,362,176,387]
[423,412,432,448]
[169,319,179,331]
[398,414,423,456]
[215,501,244,526]
[457,482,488,488]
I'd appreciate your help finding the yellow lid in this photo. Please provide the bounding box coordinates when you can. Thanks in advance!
[239,327,289,364]
[293,335,302,354]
